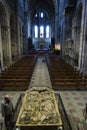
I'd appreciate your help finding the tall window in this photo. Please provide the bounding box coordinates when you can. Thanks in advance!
[40,26,44,38]
[41,12,43,18]
[34,25,38,38]
[35,13,37,17]
[46,25,49,38]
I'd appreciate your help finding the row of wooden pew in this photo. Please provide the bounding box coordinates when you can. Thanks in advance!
[46,55,87,90]
[0,55,37,91]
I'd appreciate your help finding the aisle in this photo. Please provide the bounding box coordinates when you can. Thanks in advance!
[29,57,52,88]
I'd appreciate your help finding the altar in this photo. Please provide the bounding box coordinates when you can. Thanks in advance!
[16,87,62,130]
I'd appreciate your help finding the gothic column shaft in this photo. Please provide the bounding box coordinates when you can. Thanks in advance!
[82,1,87,73]
[79,0,87,73]
[7,26,12,65]
[17,20,21,58]
[0,24,4,68]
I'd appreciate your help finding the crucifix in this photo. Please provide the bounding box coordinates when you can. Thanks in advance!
[40,33,43,37]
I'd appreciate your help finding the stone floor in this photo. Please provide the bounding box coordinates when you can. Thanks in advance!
[0,56,87,130]
[29,57,52,88]
[57,91,87,129]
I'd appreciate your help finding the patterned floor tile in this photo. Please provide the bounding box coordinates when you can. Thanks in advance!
[77,102,84,106]
[73,116,81,122]
[74,97,80,100]
[69,109,76,113]
[60,91,87,122]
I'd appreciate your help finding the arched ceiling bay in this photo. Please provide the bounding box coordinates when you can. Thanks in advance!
[28,0,55,18]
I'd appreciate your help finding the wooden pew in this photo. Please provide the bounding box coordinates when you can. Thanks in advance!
[0,55,37,90]
[0,79,29,91]
[45,54,87,90]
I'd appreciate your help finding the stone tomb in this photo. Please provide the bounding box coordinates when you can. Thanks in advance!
[16,87,62,130]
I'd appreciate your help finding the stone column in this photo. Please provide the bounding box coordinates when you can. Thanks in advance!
[55,15,58,43]
[7,26,12,65]
[0,24,4,68]
[38,24,40,38]
[44,25,46,38]
[20,24,23,56]
[78,1,87,73]
[17,20,21,58]
[23,11,28,54]
[28,15,31,37]
[82,1,87,74]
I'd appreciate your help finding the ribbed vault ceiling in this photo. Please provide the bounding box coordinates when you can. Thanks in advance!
[28,0,55,18]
